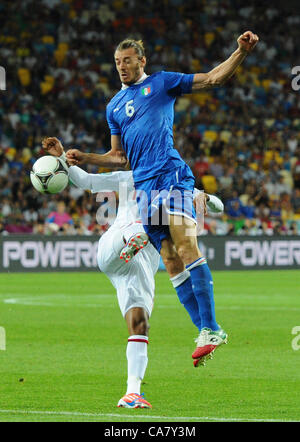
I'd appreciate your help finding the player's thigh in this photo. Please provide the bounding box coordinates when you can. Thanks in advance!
[97,229,125,274]
[169,214,202,264]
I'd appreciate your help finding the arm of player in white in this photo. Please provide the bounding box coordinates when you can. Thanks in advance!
[66,163,134,194]
[60,152,123,192]
[193,188,224,213]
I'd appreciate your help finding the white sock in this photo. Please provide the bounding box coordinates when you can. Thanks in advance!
[126,335,148,395]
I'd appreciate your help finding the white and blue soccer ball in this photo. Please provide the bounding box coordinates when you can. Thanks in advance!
[30,155,69,194]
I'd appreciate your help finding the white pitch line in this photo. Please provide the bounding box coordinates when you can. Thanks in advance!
[2,293,300,311]
[3,297,300,311]
[0,409,298,422]
[2,299,104,308]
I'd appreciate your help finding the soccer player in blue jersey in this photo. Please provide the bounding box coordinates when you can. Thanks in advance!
[66,31,259,366]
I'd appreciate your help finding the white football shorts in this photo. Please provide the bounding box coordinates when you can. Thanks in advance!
[97,222,160,317]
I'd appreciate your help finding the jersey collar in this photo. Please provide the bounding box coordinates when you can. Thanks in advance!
[121,73,149,90]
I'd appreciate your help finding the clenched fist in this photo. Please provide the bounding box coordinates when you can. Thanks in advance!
[42,137,64,157]
[237,31,259,54]
[65,149,86,166]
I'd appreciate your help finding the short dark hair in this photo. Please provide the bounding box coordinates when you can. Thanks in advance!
[115,39,145,58]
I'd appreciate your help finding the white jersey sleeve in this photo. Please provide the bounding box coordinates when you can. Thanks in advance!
[68,166,139,227]
[68,166,135,194]
[206,194,224,213]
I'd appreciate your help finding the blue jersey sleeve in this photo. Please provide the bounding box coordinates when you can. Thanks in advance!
[162,71,194,96]
[106,105,121,135]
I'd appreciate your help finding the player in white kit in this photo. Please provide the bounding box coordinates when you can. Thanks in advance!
[68,165,158,408]
[42,137,224,409]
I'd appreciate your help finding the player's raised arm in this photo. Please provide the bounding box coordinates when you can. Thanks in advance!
[192,31,259,90]
[65,135,130,169]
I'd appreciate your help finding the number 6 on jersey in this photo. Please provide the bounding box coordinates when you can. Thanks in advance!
[125,100,135,117]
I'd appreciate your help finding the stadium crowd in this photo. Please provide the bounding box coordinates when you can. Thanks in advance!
[0,0,300,236]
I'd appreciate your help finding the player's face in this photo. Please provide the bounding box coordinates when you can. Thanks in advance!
[114,48,146,85]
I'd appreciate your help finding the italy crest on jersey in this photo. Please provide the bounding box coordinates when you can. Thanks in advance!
[141,86,151,96]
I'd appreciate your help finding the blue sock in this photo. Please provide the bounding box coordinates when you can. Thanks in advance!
[186,257,219,331]
[170,270,202,332]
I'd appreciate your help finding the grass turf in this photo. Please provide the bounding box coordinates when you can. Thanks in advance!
[0,270,299,422]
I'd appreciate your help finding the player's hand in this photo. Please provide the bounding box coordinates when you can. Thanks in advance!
[112,150,130,169]
[65,149,86,166]
[193,192,208,216]
[42,137,64,157]
[237,31,259,54]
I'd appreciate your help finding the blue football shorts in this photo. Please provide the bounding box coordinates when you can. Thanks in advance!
[134,163,196,252]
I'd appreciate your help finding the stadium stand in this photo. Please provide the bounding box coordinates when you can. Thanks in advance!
[0,0,299,236]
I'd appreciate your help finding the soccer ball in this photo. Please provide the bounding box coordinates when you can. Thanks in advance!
[30,156,69,194]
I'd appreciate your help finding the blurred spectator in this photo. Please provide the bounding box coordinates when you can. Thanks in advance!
[193,155,209,181]
[45,201,74,234]
[291,188,300,214]
[241,198,256,220]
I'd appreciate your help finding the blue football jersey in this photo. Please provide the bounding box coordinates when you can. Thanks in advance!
[106,70,194,183]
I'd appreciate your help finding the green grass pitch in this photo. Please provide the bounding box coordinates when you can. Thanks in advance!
[0,270,300,422]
